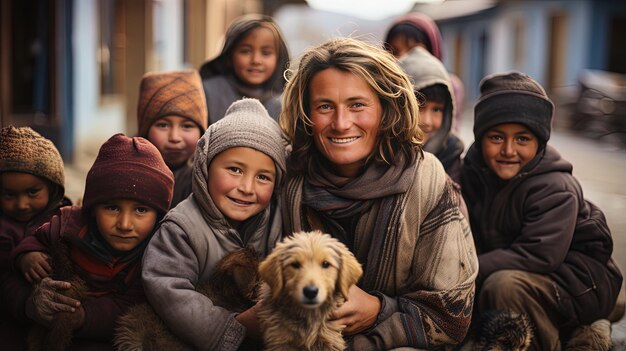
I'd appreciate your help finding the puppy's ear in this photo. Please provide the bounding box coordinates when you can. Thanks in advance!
[258,250,283,300]
[337,247,363,300]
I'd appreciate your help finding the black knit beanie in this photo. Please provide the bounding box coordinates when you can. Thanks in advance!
[474,72,554,144]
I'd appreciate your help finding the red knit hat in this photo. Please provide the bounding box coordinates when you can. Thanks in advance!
[83,134,174,215]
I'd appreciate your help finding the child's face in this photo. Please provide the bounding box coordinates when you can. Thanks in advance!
[419,100,444,143]
[147,115,202,168]
[481,123,539,180]
[0,172,50,223]
[232,27,278,87]
[93,199,157,252]
[388,34,421,59]
[208,147,276,227]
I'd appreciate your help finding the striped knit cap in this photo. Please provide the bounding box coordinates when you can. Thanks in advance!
[192,98,287,197]
[0,126,65,190]
[137,69,208,137]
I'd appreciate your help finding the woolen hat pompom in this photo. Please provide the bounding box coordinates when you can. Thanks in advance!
[474,71,554,144]
[0,126,65,190]
[192,98,287,197]
[137,69,208,138]
[83,134,174,215]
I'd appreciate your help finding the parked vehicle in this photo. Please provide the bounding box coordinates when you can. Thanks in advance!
[569,69,626,147]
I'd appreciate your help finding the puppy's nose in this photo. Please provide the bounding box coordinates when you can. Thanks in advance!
[303,285,318,299]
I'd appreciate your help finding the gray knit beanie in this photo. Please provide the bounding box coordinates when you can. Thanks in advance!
[0,126,65,191]
[474,72,554,144]
[192,98,287,196]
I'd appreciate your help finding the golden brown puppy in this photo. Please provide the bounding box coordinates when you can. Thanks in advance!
[258,230,363,351]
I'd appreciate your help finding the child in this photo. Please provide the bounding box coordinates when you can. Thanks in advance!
[11,134,174,349]
[199,14,289,123]
[141,98,286,350]
[461,72,623,350]
[0,126,69,279]
[137,69,208,208]
[385,12,465,133]
[399,46,465,183]
[0,126,70,348]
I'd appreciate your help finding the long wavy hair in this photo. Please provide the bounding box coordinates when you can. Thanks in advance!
[280,37,423,176]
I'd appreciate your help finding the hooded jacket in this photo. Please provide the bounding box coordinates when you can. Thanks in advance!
[461,144,623,326]
[399,46,464,182]
[141,99,285,351]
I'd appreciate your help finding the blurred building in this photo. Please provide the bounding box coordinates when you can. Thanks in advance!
[0,0,303,164]
[415,0,626,101]
[2,0,625,165]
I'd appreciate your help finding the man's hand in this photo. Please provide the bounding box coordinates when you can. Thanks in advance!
[330,285,381,335]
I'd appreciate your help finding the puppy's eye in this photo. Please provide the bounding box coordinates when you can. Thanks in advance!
[321,261,330,268]
[290,262,301,269]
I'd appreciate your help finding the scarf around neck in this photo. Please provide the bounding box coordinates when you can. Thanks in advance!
[301,152,416,248]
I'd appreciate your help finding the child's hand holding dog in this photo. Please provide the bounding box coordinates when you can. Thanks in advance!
[330,285,381,335]
[18,251,52,283]
[26,277,82,327]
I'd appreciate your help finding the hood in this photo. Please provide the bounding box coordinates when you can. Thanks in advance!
[386,12,443,60]
[399,46,454,155]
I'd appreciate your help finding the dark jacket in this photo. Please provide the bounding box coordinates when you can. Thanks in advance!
[10,206,146,341]
[461,144,623,326]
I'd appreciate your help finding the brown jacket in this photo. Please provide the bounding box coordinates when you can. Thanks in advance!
[462,144,623,326]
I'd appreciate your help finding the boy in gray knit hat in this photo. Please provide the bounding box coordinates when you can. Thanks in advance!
[461,72,623,350]
[139,98,286,350]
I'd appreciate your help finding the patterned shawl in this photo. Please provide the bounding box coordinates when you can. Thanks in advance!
[283,152,478,350]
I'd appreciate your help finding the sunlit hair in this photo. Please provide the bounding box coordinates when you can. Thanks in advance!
[280,37,423,176]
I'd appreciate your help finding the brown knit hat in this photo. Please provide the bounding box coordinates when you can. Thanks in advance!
[0,126,65,191]
[83,134,174,215]
[474,71,554,144]
[137,69,208,138]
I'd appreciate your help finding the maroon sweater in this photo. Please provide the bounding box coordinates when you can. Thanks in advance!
[10,206,147,341]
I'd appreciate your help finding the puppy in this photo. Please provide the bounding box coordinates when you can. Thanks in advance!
[459,309,533,351]
[258,230,363,351]
[113,247,261,351]
[564,319,612,351]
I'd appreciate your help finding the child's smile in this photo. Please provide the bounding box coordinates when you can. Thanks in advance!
[481,123,539,180]
[208,147,276,228]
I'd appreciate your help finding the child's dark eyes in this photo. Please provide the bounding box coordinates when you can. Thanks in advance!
[27,188,42,197]
[0,192,14,199]
[181,123,198,130]
[104,205,120,212]
[256,174,274,182]
[135,207,152,214]
[227,167,243,174]
[488,135,503,141]
[154,122,170,129]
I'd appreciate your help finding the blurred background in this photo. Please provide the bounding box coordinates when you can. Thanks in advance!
[1,0,626,322]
